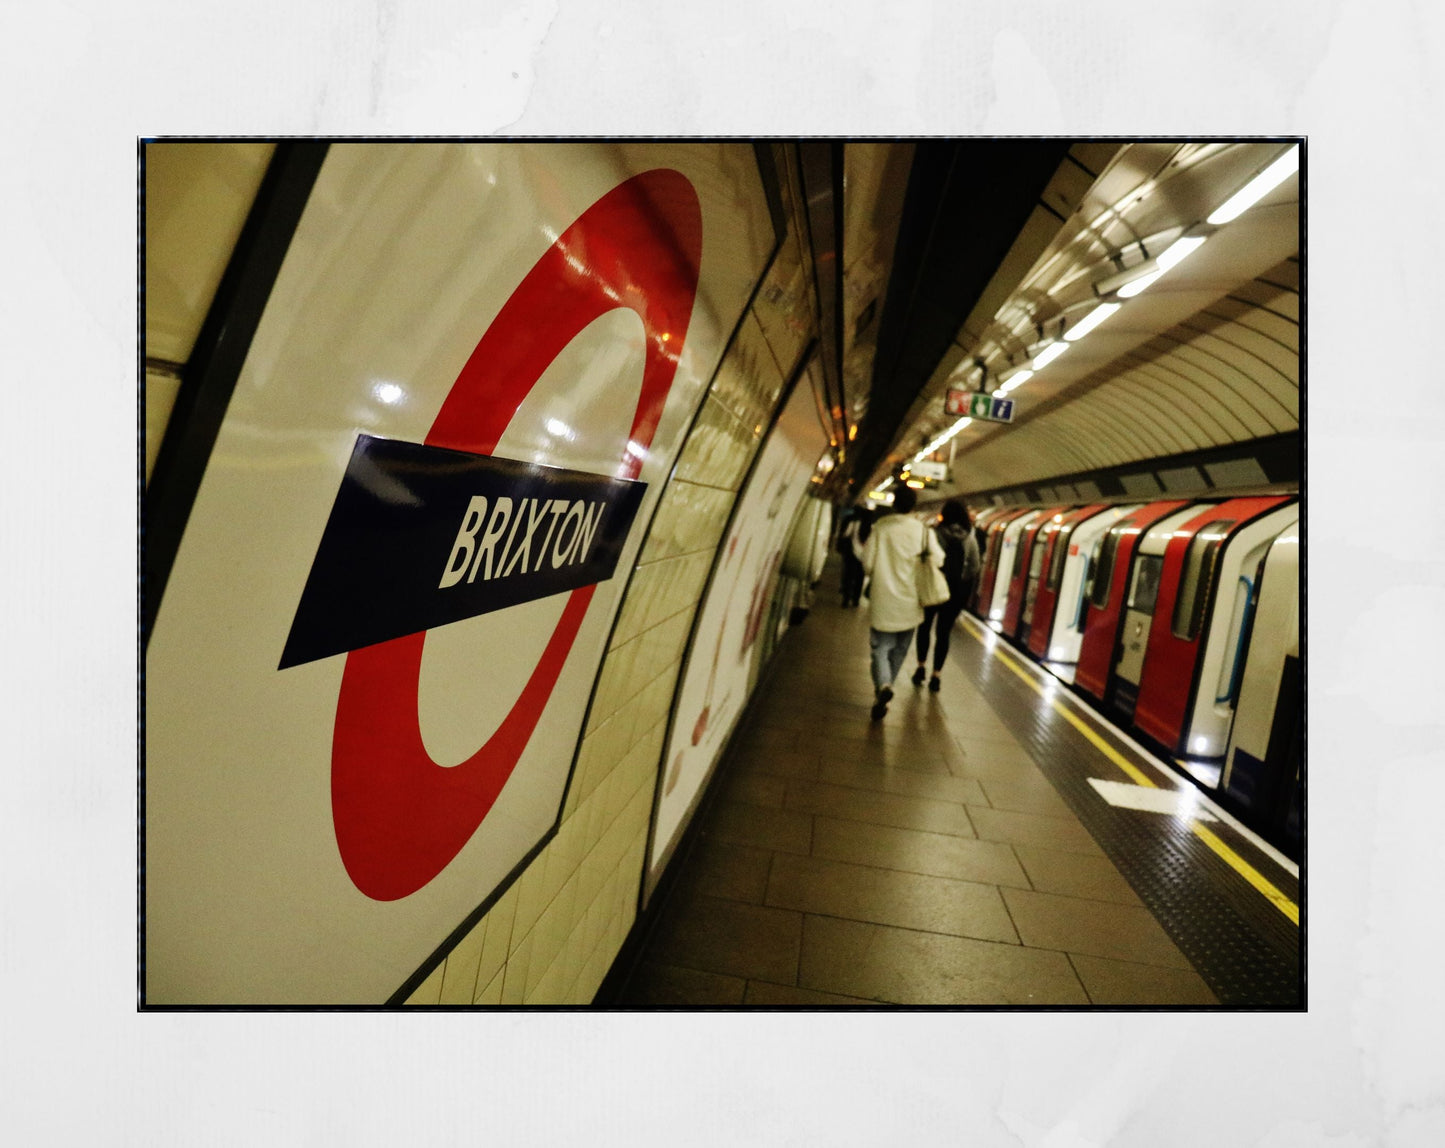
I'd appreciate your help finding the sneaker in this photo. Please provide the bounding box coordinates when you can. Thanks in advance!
[929,675,941,693]
[911,665,927,687]
[878,687,893,704]
[870,698,888,721]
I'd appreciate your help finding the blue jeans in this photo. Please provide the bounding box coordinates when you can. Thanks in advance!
[869,628,913,693]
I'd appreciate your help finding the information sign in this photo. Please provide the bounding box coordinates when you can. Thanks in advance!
[964,393,1015,423]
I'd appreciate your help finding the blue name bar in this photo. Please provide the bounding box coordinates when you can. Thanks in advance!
[279,434,646,669]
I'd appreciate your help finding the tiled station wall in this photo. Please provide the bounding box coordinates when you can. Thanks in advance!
[404,158,819,1005]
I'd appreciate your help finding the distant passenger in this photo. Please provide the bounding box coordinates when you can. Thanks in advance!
[911,500,981,692]
[860,486,943,721]
[836,506,871,608]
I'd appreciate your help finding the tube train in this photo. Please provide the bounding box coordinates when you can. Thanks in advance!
[962,495,1300,858]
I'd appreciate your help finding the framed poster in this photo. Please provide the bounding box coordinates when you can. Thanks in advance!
[144,142,777,1003]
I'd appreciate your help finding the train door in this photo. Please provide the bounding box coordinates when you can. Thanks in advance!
[1002,507,1065,636]
[966,506,1007,610]
[1177,502,1300,758]
[1108,504,1202,721]
[1025,504,1106,660]
[1132,497,1295,755]
[1221,522,1301,857]
[982,509,1039,622]
[1036,503,1140,665]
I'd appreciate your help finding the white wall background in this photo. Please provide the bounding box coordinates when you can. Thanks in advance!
[2,0,1439,1143]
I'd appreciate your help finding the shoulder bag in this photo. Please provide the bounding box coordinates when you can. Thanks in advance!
[917,523,951,608]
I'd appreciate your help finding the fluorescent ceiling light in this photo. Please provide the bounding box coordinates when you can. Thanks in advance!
[1032,342,1069,369]
[997,369,1032,396]
[1156,235,1207,272]
[917,415,973,459]
[1064,302,1120,342]
[1207,146,1300,225]
[1116,267,1163,298]
[1113,235,1207,298]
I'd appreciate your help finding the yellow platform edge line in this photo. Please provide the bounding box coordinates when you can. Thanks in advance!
[982,633,1157,788]
[965,619,1299,927]
[1192,823,1300,925]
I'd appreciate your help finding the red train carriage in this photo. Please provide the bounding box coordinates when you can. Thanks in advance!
[1000,505,1066,637]
[1131,497,1299,758]
[975,507,1035,618]
[1024,504,1106,660]
[1073,500,1193,704]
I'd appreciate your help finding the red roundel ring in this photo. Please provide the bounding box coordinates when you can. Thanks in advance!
[332,168,703,901]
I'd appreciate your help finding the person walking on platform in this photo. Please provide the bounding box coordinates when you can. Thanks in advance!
[911,499,981,693]
[860,486,943,721]
[836,505,871,607]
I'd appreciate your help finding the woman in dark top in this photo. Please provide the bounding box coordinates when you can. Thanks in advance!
[911,500,981,692]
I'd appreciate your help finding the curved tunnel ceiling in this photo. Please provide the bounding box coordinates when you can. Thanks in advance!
[834,140,1301,507]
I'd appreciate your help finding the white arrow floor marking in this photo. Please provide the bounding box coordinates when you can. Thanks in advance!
[1087,777,1218,820]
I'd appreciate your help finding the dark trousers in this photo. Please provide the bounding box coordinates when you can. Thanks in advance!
[916,601,964,671]
[840,551,865,606]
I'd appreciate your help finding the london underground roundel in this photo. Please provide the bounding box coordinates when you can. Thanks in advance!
[332,169,702,900]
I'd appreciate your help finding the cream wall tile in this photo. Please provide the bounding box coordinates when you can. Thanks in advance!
[476,883,519,993]
[575,727,611,809]
[612,563,662,646]
[577,818,609,909]
[580,787,606,860]
[638,482,692,562]
[541,826,576,910]
[438,915,487,1005]
[673,398,756,489]
[613,692,644,755]
[556,921,588,1002]
[530,953,571,1004]
[527,871,580,998]
[511,850,551,943]
[500,930,533,1005]
[711,311,785,429]
[682,487,736,554]
[474,968,504,1006]
[405,960,445,1006]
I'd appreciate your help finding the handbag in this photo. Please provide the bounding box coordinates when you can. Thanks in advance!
[917,523,951,608]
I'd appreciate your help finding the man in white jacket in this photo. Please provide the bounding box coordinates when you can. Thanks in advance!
[860,486,943,721]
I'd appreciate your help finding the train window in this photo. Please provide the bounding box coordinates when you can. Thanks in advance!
[1029,531,1050,579]
[1172,520,1235,641]
[1128,555,1164,615]
[1046,522,1078,591]
[1090,527,1125,610]
[1010,531,1030,579]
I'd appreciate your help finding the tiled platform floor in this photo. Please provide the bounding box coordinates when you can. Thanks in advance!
[614,569,1225,1007]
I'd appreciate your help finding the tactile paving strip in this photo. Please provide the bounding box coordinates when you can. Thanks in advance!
[954,625,1302,1008]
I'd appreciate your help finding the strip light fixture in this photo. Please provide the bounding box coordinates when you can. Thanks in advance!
[1208,145,1300,225]
[1064,302,1120,342]
[914,415,973,461]
[1032,341,1070,369]
[996,369,1033,395]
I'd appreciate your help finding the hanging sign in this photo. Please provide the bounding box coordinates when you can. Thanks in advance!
[945,387,972,415]
[968,392,1015,422]
[907,459,947,482]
